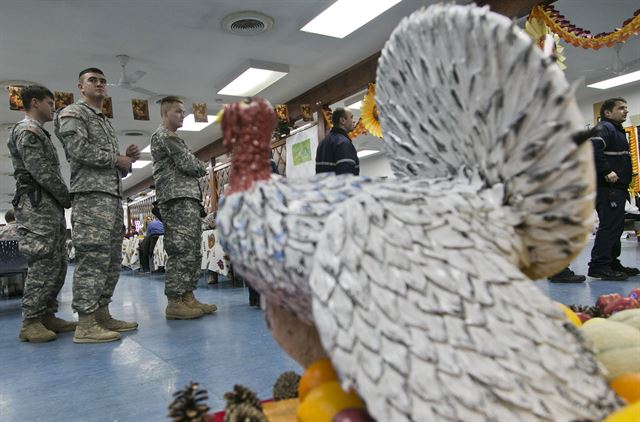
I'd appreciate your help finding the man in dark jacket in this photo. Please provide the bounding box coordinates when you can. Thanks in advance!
[588,97,637,280]
[316,107,359,175]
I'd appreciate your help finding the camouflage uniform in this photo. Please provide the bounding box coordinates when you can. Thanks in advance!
[0,222,19,240]
[7,116,70,319]
[54,100,125,314]
[150,126,206,297]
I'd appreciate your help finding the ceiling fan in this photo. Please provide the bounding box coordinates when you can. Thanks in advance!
[108,54,158,97]
[586,43,640,76]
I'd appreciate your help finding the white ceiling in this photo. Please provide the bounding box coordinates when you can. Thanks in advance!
[0,0,639,212]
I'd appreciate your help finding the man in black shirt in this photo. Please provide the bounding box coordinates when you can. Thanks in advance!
[588,97,638,280]
[316,107,359,175]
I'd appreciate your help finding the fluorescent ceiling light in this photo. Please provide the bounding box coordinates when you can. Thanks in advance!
[217,61,289,97]
[301,0,402,38]
[587,70,640,90]
[348,100,362,110]
[141,145,151,153]
[132,160,151,169]
[357,149,379,158]
[178,114,216,132]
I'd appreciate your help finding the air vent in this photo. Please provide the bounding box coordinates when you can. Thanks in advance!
[222,11,274,36]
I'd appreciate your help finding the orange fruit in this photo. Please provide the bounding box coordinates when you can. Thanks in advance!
[296,381,365,422]
[298,358,339,401]
[610,373,640,404]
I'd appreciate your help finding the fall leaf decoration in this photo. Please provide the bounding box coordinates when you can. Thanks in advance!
[168,382,210,422]
[361,83,382,138]
[530,4,640,50]
[525,15,567,70]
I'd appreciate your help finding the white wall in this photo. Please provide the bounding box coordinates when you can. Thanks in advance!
[359,152,394,178]
[577,84,640,129]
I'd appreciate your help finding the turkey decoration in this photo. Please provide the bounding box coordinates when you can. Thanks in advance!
[218,4,621,422]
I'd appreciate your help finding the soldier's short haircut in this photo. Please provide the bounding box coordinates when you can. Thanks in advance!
[4,209,15,223]
[160,96,184,116]
[600,97,627,119]
[20,85,54,111]
[78,67,105,81]
[331,107,349,127]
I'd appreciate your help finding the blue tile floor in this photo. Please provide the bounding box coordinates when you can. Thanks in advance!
[1,237,639,421]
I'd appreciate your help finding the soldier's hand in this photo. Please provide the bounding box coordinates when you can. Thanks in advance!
[116,154,133,171]
[605,171,619,183]
[126,144,141,161]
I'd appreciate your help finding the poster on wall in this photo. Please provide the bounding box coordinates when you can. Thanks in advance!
[285,124,318,179]
[8,86,23,111]
[102,96,114,118]
[54,91,74,111]
[132,99,149,120]
[193,103,208,122]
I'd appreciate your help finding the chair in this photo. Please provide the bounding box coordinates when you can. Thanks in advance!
[0,240,28,297]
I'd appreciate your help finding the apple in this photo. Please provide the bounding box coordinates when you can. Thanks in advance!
[603,297,640,316]
[628,288,640,300]
[596,294,623,311]
[576,312,592,323]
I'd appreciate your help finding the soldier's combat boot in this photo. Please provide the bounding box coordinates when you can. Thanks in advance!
[183,291,218,314]
[95,305,138,332]
[165,296,203,320]
[41,314,77,333]
[19,319,57,343]
[73,313,121,344]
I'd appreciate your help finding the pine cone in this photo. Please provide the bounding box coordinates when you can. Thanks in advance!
[225,403,268,422]
[568,304,589,314]
[272,371,301,401]
[587,305,604,318]
[168,382,210,422]
[224,384,263,421]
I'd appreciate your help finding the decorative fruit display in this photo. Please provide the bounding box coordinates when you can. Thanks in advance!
[332,408,376,422]
[298,358,339,401]
[569,289,640,320]
[297,381,365,422]
[609,309,640,330]
[596,294,624,312]
[295,359,373,422]
[610,373,640,404]
[557,302,582,327]
[603,401,640,422]
[581,319,640,381]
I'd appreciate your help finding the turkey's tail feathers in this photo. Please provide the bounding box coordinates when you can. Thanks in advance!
[376,5,595,279]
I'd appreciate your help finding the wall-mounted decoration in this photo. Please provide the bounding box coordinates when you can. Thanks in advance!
[132,99,149,121]
[54,91,74,111]
[300,104,312,121]
[275,104,289,122]
[8,86,23,111]
[102,97,114,118]
[193,103,208,123]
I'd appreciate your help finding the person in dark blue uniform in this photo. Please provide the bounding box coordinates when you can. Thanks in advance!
[588,98,638,280]
[316,107,359,175]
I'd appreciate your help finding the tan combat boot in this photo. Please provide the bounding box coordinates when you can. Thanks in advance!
[41,314,77,333]
[183,291,218,314]
[19,319,57,343]
[73,313,121,344]
[95,305,138,332]
[165,296,204,320]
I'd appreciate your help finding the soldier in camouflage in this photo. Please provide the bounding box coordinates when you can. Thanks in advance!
[151,96,217,319]
[7,85,76,343]
[0,209,19,240]
[54,68,141,343]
